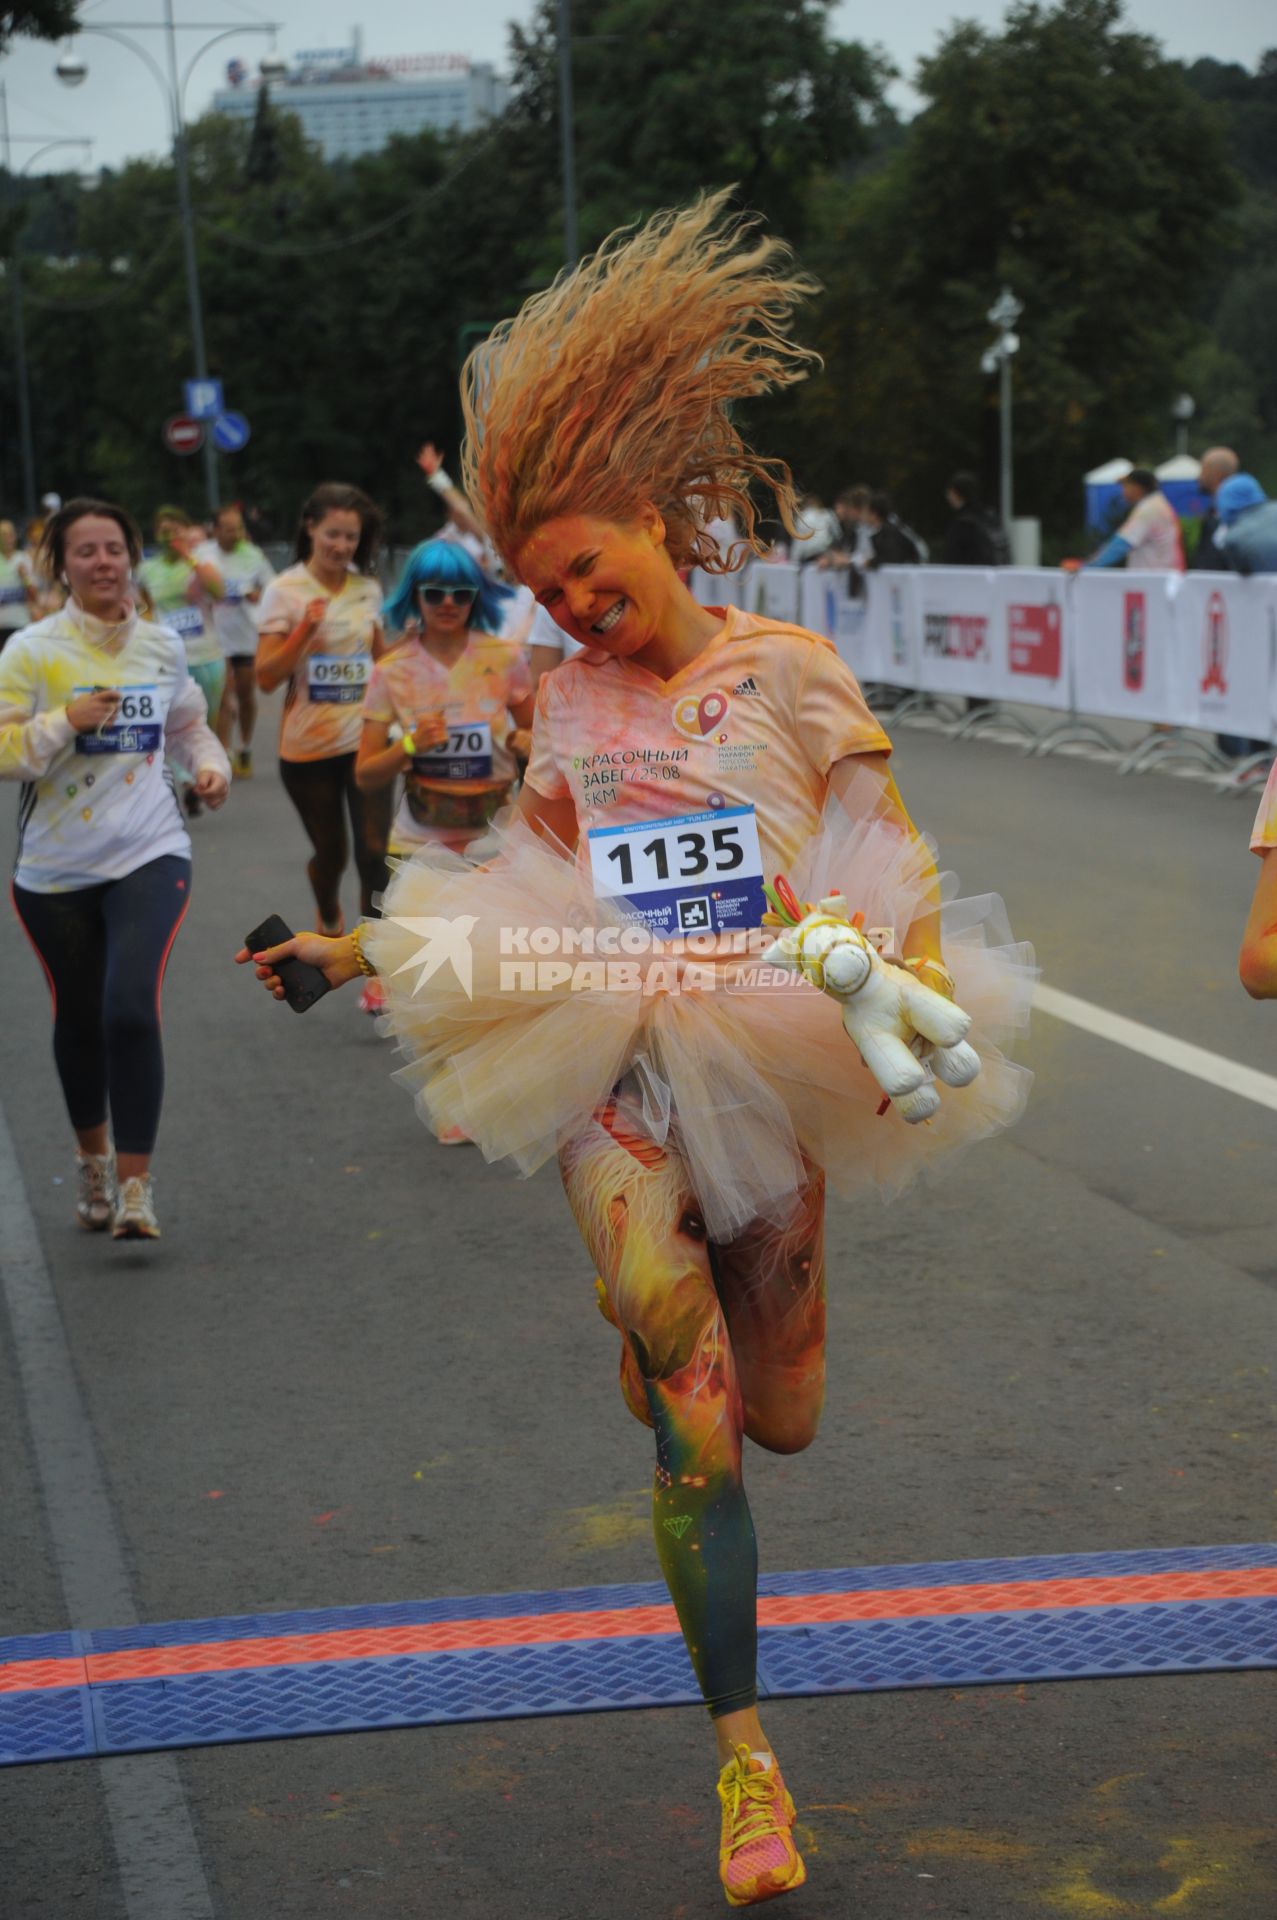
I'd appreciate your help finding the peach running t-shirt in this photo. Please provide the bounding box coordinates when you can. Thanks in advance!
[524,605,891,894]
[1250,759,1277,854]
[363,631,532,850]
[256,563,383,762]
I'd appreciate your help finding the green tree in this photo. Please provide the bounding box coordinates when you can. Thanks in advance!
[507,0,891,262]
[787,0,1242,540]
[0,0,80,56]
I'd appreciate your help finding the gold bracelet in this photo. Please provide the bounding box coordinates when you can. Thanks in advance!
[349,922,377,978]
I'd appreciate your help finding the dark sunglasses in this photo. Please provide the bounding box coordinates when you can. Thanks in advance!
[419,584,477,607]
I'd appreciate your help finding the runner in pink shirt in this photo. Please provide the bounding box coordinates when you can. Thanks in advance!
[1240,757,1277,996]
[358,539,533,860]
[241,193,1033,1908]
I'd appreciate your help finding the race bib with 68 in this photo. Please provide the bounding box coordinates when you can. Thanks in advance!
[588,804,765,935]
[307,653,370,703]
[73,685,163,756]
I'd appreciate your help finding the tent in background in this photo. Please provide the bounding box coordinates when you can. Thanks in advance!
[1084,458,1132,534]
[1085,455,1208,533]
[1155,454,1208,522]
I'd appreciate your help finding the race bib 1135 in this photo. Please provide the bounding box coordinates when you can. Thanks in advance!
[588,804,765,935]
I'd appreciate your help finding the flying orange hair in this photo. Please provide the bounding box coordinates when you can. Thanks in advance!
[460,188,820,576]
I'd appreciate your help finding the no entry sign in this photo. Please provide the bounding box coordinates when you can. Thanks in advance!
[163,415,204,456]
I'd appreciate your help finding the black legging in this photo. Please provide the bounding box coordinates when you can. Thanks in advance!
[12,854,192,1155]
[278,752,391,925]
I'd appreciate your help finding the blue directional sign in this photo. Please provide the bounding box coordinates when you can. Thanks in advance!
[210,411,251,454]
[184,378,225,421]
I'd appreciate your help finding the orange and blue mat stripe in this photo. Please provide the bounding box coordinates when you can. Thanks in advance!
[4,1544,1276,1766]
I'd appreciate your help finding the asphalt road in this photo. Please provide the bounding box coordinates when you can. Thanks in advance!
[2,698,1275,1920]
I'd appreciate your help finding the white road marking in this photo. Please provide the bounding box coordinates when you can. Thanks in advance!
[0,1101,215,1918]
[1034,983,1277,1114]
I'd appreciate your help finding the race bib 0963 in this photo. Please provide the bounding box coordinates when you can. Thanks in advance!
[307,653,370,703]
[587,804,765,935]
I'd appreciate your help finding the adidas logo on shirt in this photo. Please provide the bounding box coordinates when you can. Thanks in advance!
[732,676,763,697]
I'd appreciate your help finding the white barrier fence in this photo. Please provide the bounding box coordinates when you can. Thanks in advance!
[689,562,1277,752]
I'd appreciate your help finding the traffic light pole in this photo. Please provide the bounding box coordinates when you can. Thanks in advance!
[163,0,218,511]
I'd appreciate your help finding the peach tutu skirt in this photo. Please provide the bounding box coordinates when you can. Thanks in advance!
[363,767,1035,1241]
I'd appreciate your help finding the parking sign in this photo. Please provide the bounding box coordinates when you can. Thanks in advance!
[184,378,225,421]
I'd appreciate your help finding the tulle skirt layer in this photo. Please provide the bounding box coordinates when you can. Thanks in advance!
[364,769,1035,1241]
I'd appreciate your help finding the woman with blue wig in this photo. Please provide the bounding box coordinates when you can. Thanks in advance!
[355,539,534,1064]
[356,534,535,910]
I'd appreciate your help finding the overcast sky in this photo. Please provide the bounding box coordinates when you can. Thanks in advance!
[0,0,1271,173]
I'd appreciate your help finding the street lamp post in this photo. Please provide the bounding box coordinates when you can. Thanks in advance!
[982,285,1023,532]
[556,0,578,266]
[0,83,93,518]
[56,9,282,513]
[1171,392,1195,460]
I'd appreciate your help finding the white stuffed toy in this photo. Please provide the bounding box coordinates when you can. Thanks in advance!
[761,887,981,1123]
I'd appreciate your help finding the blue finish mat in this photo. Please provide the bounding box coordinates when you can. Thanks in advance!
[3,1543,1275,1767]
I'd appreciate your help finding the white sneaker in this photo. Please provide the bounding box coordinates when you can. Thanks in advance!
[75,1151,117,1232]
[112,1174,161,1241]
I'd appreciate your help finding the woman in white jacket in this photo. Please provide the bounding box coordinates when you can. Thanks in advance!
[0,497,230,1240]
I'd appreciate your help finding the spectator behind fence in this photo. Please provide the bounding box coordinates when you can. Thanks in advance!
[791,491,842,564]
[860,491,926,568]
[818,486,873,575]
[1217,474,1277,577]
[1083,468,1184,571]
[1189,446,1239,570]
[941,472,1010,566]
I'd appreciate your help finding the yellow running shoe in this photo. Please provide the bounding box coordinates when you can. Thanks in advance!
[717,1743,805,1907]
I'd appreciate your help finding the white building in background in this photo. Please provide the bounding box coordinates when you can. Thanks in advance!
[212,35,508,161]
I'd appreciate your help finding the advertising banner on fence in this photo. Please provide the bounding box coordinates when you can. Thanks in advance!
[739,559,801,625]
[797,567,881,683]
[689,566,742,611]
[1072,570,1189,725]
[989,569,1072,711]
[1173,572,1274,741]
[866,568,922,688]
[914,568,998,700]
[1256,578,1277,740]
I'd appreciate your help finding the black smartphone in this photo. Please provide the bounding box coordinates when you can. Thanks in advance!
[244,914,332,1014]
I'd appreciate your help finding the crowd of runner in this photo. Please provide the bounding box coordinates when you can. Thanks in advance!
[2,196,1277,1910]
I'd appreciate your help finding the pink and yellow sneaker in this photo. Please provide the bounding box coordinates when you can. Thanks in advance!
[357,976,386,1017]
[717,1743,805,1907]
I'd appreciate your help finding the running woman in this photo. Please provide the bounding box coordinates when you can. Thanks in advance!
[255,484,390,936]
[195,503,274,777]
[2,497,229,1238]
[137,506,226,816]
[0,519,35,647]
[240,196,1032,1907]
[1240,757,1277,996]
[353,537,533,1034]
[17,516,63,618]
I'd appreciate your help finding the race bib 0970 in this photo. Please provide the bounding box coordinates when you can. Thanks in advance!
[587,804,766,935]
[413,721,493,782]
[307,653,370,703]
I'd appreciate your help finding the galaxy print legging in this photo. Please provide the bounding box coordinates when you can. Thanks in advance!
[559,1088,826,1718]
